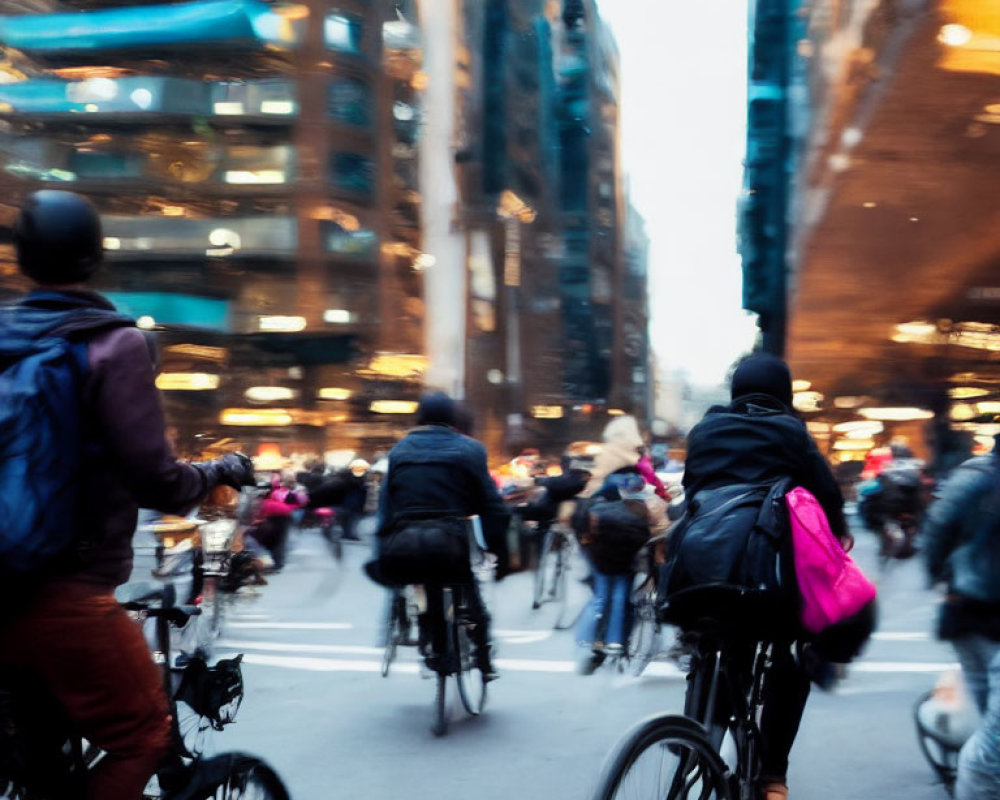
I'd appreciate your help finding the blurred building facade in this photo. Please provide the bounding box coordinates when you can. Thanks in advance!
[0,0,651,462]
[0,0,425,461]
[454,0,650,455]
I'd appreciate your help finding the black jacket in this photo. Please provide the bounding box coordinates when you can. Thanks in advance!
[378,425,510,565]
[683,394,847,536]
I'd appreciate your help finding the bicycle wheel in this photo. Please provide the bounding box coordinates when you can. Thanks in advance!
[532,527,557,609]
[431,672,448,737]
[627,579,660,677]
[183,752,290,799]
[591,715,731,800]
[381,594,402,678]
[454,614,487,716]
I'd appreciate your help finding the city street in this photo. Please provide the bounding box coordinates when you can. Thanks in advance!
[134,511,964,800]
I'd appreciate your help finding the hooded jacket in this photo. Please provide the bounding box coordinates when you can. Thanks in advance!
[582,415,644,498]
[683,393,847,537]
[1,290,207,587]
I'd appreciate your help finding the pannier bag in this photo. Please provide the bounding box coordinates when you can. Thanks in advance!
[375,514,471,586]
[579,497,650,575]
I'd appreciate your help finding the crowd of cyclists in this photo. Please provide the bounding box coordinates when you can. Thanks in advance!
[1,190,999,800]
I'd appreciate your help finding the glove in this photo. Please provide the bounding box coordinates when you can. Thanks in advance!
[196,452,256,491]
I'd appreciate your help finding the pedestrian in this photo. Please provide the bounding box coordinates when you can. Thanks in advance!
[924,430,1000,800]
[677,352,852,800]
[0,190,256,800]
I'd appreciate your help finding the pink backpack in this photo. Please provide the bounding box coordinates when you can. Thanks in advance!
[786,486,877,634]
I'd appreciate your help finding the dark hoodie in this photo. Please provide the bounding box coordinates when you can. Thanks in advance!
[683,393,847,537]
[1,290,207,587]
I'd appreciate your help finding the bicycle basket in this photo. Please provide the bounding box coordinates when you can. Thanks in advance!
[174,654,244,730]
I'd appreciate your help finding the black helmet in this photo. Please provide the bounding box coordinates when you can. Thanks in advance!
[15,190,103,285]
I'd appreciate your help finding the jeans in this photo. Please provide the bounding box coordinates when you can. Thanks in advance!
[0,583,171,800]
[577,571,631,649]
[953,635,1000,800]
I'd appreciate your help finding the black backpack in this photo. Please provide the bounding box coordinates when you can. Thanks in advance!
[658,477,796,621]
[578,496,651,575]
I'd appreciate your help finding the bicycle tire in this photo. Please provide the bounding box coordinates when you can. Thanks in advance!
[454,615,487,716]
[532,527,557,609]
[913,690,958,795]
[381,597,401,678]
[591,714,732,800]
[178,752,290,800]
[431,672,448,737]
[627,580,660,677]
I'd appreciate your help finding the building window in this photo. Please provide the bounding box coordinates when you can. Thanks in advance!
[325,13,364,54]
[328,78,371,126]
[330,153,374,201]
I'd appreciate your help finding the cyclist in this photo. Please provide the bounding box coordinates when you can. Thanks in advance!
[680,352,851,800]
[0,190,256,800]
[371,391,508,680]
[924,428,1000,800]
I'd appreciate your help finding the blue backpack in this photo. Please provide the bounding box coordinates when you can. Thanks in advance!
[0,296,132,582]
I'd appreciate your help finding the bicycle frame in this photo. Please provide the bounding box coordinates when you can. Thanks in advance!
[683,628,772,799]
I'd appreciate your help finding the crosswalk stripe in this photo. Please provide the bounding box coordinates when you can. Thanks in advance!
[232,650,958,677]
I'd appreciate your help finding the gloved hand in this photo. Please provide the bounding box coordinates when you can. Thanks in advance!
[196,452,256,491]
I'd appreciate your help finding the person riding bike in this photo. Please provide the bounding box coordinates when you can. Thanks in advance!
[370,391,508,680]
[679,353,852,800]
[0,190,257,800]
[924,430,1000,800]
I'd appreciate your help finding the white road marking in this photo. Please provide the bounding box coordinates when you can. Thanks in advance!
[221,640,384,656]
[226,621,353,631]
[871,632,930,642]
[233,650,958,677]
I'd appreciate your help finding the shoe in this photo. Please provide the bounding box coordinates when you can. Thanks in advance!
[604,643,624,657]
[759,782,788,800]
[476,642,498,681]
[578,651,606,676]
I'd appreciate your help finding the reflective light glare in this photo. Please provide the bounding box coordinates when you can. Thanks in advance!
[323,309,352,324]
[413,253,437,270]
[224,170,286,184]
[360,353,428,379]
[832,420,884,435]
[261,100,296,115]
[220,408,293,426]
[258,315,307,332]
[486,369,504,385]
[792,379,811,392]
[938,24,973,47]
[858,407,934,421]
[165,344,227,361]
[369,400,419,414]
[833,396,866,409]
[130,88,153,109]
[103,237,121,250]
[136,315,156,330]
[245,386,297,402]
[161,205,185,216]
[209,228,241,248]
[950,403,977,421]
[833,438,876,451]
[155,372,220,391]
[318,387,352,400]
[949,386,990,399]
[213,101,245,115]
[606,408,625,416]
[793,391,823,412]
[978,402,1000,414]
[862,201,877,208]
[531,405,564,419]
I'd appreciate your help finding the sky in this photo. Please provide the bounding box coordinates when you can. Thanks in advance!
[596,0,760,387]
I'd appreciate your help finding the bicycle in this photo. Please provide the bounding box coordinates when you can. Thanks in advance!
[592,585,782,800]
[532,522,580,629]
[625,533,669,677]
[381,585,422,677]
[0,581,289,800]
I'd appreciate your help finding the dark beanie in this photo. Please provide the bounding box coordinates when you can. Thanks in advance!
[416,391,457,427]
[731,353,793,407]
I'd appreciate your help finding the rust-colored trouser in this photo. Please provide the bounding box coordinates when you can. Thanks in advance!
[0,583,172,800]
